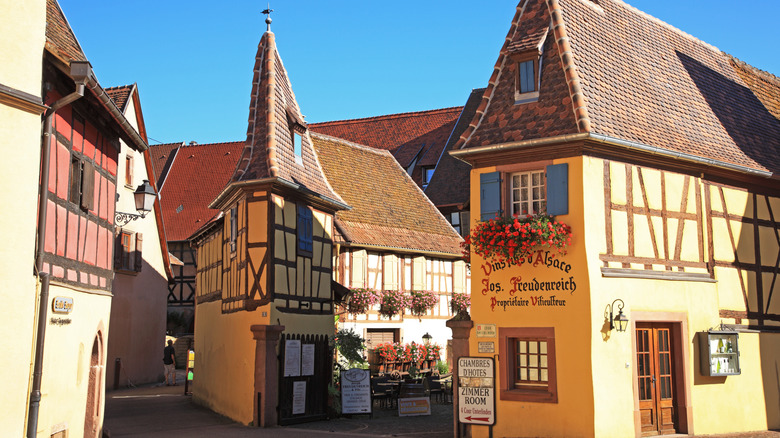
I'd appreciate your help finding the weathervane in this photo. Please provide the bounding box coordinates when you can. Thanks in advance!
[262,4,273,32]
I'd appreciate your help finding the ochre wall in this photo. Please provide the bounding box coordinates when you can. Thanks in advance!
[469,156,595,438]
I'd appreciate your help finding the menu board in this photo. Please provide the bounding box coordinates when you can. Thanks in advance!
[340,368,372,414]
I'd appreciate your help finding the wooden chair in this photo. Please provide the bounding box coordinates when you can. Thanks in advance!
[371,375,391,409]
[424,374,444,403]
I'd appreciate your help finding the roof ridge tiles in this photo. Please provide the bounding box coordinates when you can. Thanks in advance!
[310,106,463,127]
[729,55,780,85]
[309,132,393,158]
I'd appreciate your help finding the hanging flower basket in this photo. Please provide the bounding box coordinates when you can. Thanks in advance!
[346,288,379,315]
[409,290,438,319]
[378,290,409,319]
[450,292,470,315]
[463,214,572,265]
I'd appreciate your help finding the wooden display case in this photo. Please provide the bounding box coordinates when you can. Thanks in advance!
[699,331,740,376]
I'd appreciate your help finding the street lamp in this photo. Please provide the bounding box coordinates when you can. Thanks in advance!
[422,332,432,346]
[115,180,156,226]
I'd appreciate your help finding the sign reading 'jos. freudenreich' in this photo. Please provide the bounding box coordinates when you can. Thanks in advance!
[458,357,495,425]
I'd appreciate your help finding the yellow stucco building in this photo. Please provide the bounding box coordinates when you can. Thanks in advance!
[451,0,780,437]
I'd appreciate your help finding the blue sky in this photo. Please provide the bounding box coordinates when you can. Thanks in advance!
[58,0,780,145]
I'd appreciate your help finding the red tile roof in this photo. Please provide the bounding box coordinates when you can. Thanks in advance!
[230,31,341,204]
[45,0,87,64]
[310,107,462,176]
[459,0,780,175]
[157,141,244,241]
[105,85,133,112]
[425,88,485,208]
[311,133,462,256]
[148,142,183,189]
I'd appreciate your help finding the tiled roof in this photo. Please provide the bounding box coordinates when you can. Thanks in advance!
[45,0,87,64]
[231,31,341,204]
[311,133,463,256]
[158,141,244,241]
[729,57,780,123]
[460,0,780,175]
[310,107,462,173]
[148,142,183,189]
[425,88,485,208]
[105,85,133,112]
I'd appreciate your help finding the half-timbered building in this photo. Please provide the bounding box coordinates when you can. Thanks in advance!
[311,132,468,349]
[0,0,153,436]
[453,0,780,437]
[187,21,349,426]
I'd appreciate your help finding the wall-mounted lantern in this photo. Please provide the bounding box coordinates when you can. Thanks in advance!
[605,299,629,332]
[115,180,155,226]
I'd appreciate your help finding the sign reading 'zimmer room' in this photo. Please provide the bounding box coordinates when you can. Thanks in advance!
[479,250,578,312]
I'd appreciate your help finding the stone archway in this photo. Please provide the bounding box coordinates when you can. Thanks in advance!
[84,332,103,438]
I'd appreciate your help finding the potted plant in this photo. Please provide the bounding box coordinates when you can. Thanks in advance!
[408,290,438,320]
[378,290,409,319]
[346,287,378,316]
[463,213,572,265]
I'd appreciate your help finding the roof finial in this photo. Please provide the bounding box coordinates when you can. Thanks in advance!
[262,4,273,32]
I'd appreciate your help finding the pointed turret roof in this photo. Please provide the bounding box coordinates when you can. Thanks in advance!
[226,29,343,206]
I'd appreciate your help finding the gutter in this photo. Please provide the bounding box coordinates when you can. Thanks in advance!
[29,60,90,438]
[450,132,774,179]
[210,177,351,212]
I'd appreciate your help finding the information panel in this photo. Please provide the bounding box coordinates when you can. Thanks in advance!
[341,368,372,414]
[457,357,495,426]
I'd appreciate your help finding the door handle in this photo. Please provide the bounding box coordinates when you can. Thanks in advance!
[651,375,656,385]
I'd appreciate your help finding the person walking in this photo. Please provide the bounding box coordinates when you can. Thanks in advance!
[163,340,176,386]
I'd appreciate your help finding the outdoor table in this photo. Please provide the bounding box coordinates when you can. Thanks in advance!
[377,381,401,408]
[433,377,453,404]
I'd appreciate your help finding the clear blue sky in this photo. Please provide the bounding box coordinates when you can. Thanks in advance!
[58,0,780,146]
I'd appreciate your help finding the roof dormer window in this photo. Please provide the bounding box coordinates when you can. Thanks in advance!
[508,27,548,105]
[286,105,307,165]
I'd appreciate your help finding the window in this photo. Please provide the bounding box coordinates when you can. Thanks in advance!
[422,166,434,189]
[518,60,536,94]
[450,212,461,235]
[293,131,302,157]
[511,170,546,216]
[125,155,134,187]
[287,105,307,165]
[297,204,313,257]
[499,327,557,403]
[229,206,238,254]
[114,231,143,273]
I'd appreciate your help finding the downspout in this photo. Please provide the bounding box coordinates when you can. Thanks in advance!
[28,61,91,438]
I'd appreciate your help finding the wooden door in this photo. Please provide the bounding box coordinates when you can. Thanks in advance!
[636,323,677,436]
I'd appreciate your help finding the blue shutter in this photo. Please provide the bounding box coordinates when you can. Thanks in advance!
[480,171,502,221]
[297,205,313,254]
[546,163,568,216]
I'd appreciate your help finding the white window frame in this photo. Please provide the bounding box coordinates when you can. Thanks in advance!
[510,170,546,216]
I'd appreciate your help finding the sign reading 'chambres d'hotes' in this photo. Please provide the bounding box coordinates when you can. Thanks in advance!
[458,357,495,426]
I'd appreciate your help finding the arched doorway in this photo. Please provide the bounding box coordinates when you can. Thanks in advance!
[84,332,103,438]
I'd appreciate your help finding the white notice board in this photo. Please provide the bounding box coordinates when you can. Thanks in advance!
[292,381,306,415]
[340,368,372,414]
[284,339,301,377]
[457,357,495,425]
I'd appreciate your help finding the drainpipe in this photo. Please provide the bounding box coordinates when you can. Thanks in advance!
[28,60,92,438]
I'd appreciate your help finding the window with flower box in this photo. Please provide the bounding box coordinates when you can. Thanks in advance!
[499,327,557,403]
[480,163,568,221]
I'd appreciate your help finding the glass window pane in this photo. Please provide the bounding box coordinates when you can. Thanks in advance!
[520,355,527,366]
[541,369,548,382]
[520,368,528,380]
[533,187,540,200]
[521,174,528,186]
[530,355,538,367]
[521,189,528,202]
[532,173,540,185]
[529,342,537,354]
[540,342,547,354]
[512,174,520,188]
[519,341,526,353]
[529,369,538,381]
[540,356,547,368]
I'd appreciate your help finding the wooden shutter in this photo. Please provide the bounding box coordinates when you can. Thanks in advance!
[297,205,313,255]
[81,160,95,211]
[546,163,568,216]
[480,171,501,221]
[134,232,143,272]
[114,233,123,269]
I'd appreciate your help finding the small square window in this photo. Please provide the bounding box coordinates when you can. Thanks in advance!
[499,327,557,403]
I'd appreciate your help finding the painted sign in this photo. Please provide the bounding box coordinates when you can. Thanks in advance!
[479,250,577,312]
[476,323,496,338]
[52,296,73,314]
[341,368,372,414]
[398,398,431,417]
[478,342,495,354]
[458,357,495,425]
